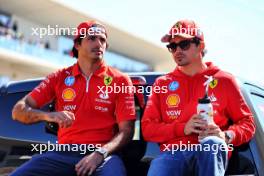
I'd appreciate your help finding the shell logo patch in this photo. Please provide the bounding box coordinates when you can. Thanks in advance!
[62,88,76,101]
[209,79,218,89]
[104,76,113,86]
[166,94,180,107]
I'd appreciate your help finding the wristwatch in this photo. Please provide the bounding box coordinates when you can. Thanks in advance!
[224,130,234,144]
[95,147,108,159]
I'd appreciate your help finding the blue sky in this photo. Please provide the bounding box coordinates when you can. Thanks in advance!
[59,0,264,84]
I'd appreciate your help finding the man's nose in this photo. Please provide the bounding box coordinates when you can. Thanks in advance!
[94,37,103,47]
[173,47,183,55]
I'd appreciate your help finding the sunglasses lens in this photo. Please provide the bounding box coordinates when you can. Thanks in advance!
[179,40,191,50]
[167,43,177,52]
[166,39,195,53]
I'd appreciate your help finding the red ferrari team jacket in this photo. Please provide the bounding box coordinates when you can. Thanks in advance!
[142,62,255,151]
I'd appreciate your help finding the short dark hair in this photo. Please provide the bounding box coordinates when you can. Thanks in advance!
[193,37,207,57]
[72,37,83,58]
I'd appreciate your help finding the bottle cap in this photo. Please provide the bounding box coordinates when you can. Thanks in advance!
[198,95,211,104]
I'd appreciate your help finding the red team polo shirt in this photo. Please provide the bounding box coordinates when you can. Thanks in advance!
[30,61,136,145]
[142,62,255,151]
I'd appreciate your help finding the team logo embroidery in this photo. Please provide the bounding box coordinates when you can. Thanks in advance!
[104,76,113,86]
[99,92,109,100]
[166,110,182,120]
[64,76,75,86]
[209,93,217,102]
[168,81,179,91]
[62,88,76,101]
[198,109,213,117]
[166,94,180,107]
[174,22,182,29]
[209,79,218,89]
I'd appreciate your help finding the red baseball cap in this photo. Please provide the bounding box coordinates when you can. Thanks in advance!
[73,20,107,40]
[161,19,204,43]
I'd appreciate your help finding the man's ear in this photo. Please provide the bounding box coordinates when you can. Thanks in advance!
[199,42,205,51]
[106,42,109,49]
[199,42,206,57]
[74,42,80,50]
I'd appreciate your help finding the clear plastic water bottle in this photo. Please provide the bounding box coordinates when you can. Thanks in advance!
[197,75,216,143]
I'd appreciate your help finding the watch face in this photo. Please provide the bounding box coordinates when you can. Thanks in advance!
[96,148,108,158]
[100,148,106,154]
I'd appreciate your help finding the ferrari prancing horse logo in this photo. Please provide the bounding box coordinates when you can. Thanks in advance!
[209,79,218,89]
[104,76,113,86]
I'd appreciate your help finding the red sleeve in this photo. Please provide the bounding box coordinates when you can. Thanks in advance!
[225,77,256,146]
[29,71,60,108]
[115,75,136,123]
[142,79,186,143]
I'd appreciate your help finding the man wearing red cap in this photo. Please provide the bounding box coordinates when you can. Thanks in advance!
[142,19,255,176]
[11,21,135,176]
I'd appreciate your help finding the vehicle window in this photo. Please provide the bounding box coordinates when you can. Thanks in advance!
[250,93,264,130]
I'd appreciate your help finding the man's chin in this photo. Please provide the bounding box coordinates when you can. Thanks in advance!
[178,63,189,67]
[175,61,189,67]
[92,56,103,62]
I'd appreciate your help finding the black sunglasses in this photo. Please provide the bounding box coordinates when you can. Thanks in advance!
[166,38,200,53]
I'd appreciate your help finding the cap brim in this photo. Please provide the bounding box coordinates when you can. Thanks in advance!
[161,33,195,43]
[161,34,171,43]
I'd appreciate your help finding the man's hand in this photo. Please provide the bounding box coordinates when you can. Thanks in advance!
[75,152,104,176]
[184,114,208,135]
[198,123,225,141]
[44,111,75,128]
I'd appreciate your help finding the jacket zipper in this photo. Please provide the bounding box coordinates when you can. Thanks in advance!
[85,74,93,93]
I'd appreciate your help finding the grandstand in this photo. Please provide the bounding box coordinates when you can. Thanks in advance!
[0,0,173,83]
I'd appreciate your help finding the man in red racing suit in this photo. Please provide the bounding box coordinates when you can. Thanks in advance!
[142,19,255,176]
[11,21,136,176]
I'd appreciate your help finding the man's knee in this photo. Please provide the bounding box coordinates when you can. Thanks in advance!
[201,136,225,145]
[147,152,186,176]
[9,154,44,176]
[10,152,77,176]
[201,136,228,156]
